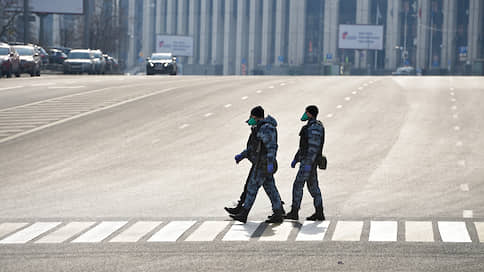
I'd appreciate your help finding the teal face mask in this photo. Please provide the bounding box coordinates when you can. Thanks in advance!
[300,112,309,121]
[247,117,257,126]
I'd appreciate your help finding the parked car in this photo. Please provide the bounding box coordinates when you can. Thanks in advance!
[392,66,417,76]
[0,42,20,78]
[48,48,67,64]
[12,45,41,76]
[146,53,177,75]
[91,49,106,74]
[51,46,71,55]
[64,49,95,74]
[35,46,49,67]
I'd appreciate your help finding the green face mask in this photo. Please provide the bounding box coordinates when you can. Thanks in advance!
[247,117,257,126]
[300,112,309,121]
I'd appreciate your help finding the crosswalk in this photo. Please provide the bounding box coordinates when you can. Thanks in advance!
[0,219,482,245]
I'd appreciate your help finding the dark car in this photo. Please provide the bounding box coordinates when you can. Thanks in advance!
[35,46,49,67]
[13,45,41,76]
[0,43,20,78]
[392,66,417,76]
[146,53,177,75]
[64,49,95,74]
[48,48,67,64]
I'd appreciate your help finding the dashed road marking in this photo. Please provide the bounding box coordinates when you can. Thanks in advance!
[224,104,232,108]
[460,184,469,192]
[256,90,262,94]
[148,221,196,242]
[463,210,473,218]
[450,88,455,91]
[296,221,330,241]
[241,96,248,100]
[223,221,261,241]
[204,112,213,117]
[369,221,398,242]
[179,124,190,129]
[456,141,463,147]
[268,86,275,89]
[332,221,363,241]
[438,222,471,243]
[260,222,294,241]
[352,91,357,95]
[405,221,434,242]
[336,105,343,109]
[72,221,128,243]
[110,221,162,243]
[454,126,460,131]
[450,92,455,96]
[451,105,457,110]
[280,83,286,86]
[0,86,24,92]
[345,97,351,101]
[0,222,61,244]
[358,87,363,90]
[36,222,96,244]
[48,86,85,89]
[450,98,456,102]
[185,221,230,242]
[0,223,29,239]
[326,113,333,118]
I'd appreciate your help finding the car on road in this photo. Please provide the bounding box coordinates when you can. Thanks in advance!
[392,66,417,76]
[13,45,41,76]
[91,49,106,74]
[35,46,49,68]
[146,53,177,75]
[64,49,95,74]
[48,48,68,64]
[0,43,20,78]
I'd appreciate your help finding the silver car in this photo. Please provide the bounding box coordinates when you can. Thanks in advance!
[64,49,95,74]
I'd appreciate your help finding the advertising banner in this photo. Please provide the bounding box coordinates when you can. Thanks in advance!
[338,24,384,50]
[8,0,83,14]
[156,35,193,57]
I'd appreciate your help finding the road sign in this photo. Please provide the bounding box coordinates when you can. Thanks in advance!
[326,53,333,60]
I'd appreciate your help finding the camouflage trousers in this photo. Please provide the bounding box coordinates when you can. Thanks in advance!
[243,168,282,212]
[291,166,323,211]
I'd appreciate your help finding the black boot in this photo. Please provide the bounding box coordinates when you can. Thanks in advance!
[265,209,284,223]
[306,206,325,221]
[267,203,286,219]
[224,201,243,215]
[230,207,249,223]
[284,207,299,220]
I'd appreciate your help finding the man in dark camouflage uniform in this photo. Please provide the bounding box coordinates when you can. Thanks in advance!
[285,105,326,221]
[230,106,284,224]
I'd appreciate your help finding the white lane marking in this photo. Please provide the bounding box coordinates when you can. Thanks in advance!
[280,83,286,86]
[268,86,275,89]
[259,222,294,241]
[256,90,262,94]
[453,113,459,119]
[48,86,85,89]
[363,83,368,87]
[326,113,333,118]
[456,141,463,147]
[222,221,261,241]
[475,222,484,243]
[0,87,179,144]
[358,87,363,90]
[450,92,455,96]
[345,97,351,101]
[110,221,162,243]
[336,105,343,109]
[0,86,24,92]
[457,160,466,167]
[224,104,232,108]
[148,221,196,242]
[0,223,29,239]
[450,98,456,102]
[296,221,330,241]
[438,222,471,242]
[352,91,357,95]
[72,221,128,243]
[450,87,455,91]
[179,124,190,129]
[185,221,230,242]
[204,112,213,117]
[369,221,398,242]
[36,222,96,244]
[405,221,434,242]
[451,105,457,110]
[241,96,248,100]
[31,82,56,87]
[454,126,460,131]
[332,221,363,241]
[463,210,473,218]
[460,184,470,192]
[0,222,61,244]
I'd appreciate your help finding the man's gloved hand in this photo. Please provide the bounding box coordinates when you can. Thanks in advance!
[235,154,243,164]
[291,160,297,168]
[267,163,274,174]
[303,164,312,172]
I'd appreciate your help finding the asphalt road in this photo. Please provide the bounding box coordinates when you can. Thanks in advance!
[0,75,483,271]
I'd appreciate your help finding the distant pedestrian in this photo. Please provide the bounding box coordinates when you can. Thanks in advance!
[229,106,284,224]
[285,105,326,221]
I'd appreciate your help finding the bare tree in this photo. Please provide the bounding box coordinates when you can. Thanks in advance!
[0,0,21,41]
[88,0,124,56]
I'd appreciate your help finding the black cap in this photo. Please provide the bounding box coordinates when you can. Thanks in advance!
[250,106,264,118]
[305,105,319,118]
